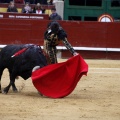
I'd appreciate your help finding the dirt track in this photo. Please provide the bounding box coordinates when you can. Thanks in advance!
[0,59,120,120]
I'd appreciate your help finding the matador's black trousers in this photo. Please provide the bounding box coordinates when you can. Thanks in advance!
[43,40,57,64]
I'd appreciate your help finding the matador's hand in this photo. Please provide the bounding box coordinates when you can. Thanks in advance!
[73,52,79,56]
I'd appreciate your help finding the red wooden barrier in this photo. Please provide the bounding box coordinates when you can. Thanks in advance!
[0,3,54,9]
[0,19,120,59]
[0,12,49,19]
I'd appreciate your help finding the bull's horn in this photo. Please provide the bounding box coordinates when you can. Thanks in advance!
[32,66,40,72]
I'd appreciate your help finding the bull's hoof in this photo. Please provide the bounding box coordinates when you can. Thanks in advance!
[13,89,18,93]
[2,90,8,94]
[2,87,9,94]
[0,90,2,93]
[13,88,18,93]
[38,91,43,96]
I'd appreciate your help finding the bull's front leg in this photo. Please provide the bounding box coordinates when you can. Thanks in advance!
[3,83,11,94]
[10,74,18,92]
[3,74,16,94]
[3,81,17,94]
[3,75,18,94]
[0,70,3,93]
[11,81,18,92]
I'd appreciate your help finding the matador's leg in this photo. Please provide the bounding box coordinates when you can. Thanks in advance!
[43,41,57,64]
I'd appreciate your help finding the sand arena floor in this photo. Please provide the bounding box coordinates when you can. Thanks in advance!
[0,58,120,120]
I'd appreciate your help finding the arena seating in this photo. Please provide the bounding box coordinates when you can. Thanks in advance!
[0,3,54,15]
[14,0,24,4]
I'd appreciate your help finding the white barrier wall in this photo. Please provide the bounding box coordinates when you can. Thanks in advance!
[55,1,64,20]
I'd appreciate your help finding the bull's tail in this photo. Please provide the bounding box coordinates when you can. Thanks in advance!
[0,71,2,93]
[0,53,2,93]
[0,64,4,93]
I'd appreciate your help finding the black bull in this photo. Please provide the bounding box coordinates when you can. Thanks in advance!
[0,44,47,94]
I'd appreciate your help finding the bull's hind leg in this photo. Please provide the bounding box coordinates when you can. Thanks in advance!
[0,80,1,93]
[3,71,18,94]
[3,77,17,94]
[11,78,18,93]
[0,78,2,93]
[3,83,11,94]
[0,68,4,93]
[0,81,1,93]
[0,76,2,93]
[10,72,18,92]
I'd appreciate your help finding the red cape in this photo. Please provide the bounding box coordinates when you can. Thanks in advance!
[31,54,88,98]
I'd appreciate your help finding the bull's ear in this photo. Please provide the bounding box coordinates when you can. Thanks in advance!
[32,66,40,72]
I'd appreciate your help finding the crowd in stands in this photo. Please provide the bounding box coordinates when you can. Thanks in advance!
[32,2,45,14]
[20,2,46,14]
[0,0,63,20]
[6,1,45,13]
[7,1,18,12]
[0,0,54,4]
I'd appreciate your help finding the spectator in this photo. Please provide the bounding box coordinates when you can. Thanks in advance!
[48,0,53,5]
[0,0,12,3]
[52,0,57,4]
[49,7,62,20]
[21,2,32,13]
[33,3,46,14]
[7,1,18,12]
